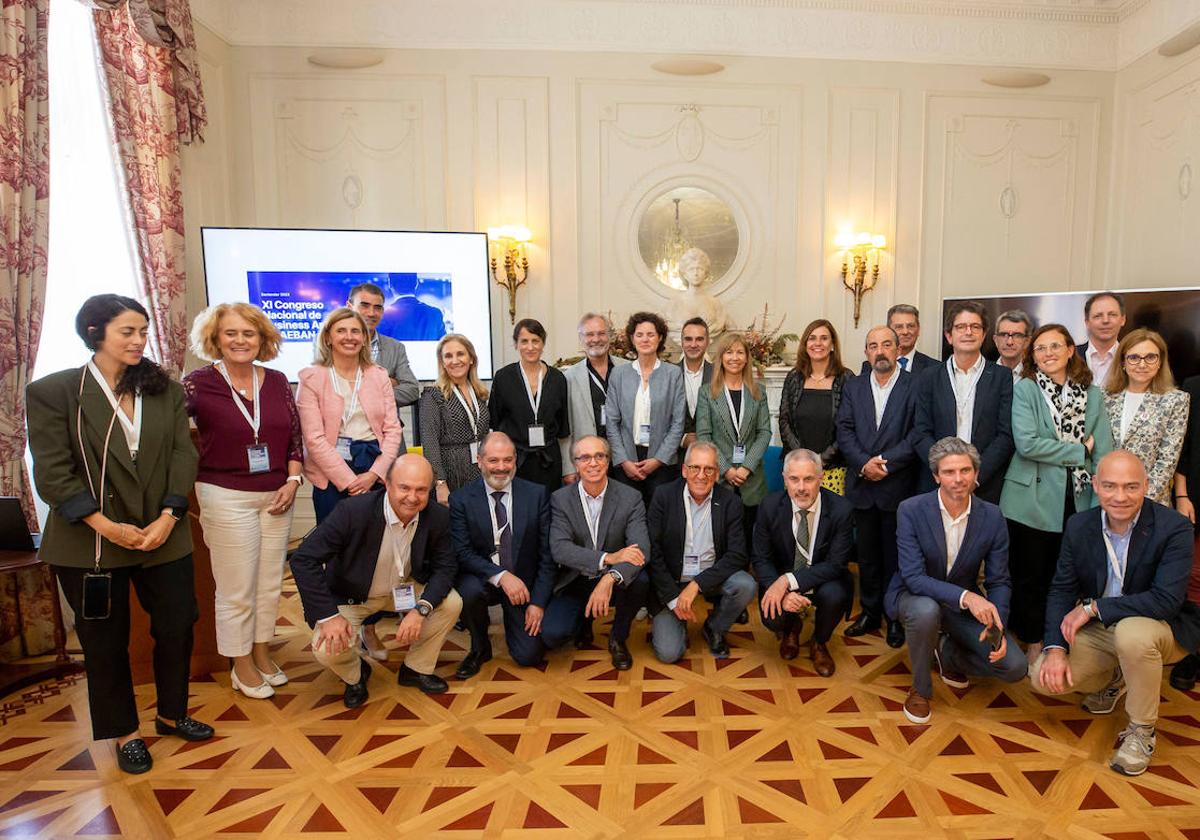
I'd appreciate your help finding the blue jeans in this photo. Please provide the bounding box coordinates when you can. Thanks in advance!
[897,592,1028,699]
[311,439,382,523]
[650,571,756,664]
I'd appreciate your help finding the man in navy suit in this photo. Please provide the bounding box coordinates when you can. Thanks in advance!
[837,325,918,647]
[910,301,1014,504]
[450,432,557,678]
[753,448,856,676]
[887,437,1026,724]
[646,441,754,662]
[1031,451,1199,776]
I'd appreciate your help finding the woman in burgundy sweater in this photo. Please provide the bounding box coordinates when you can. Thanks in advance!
[184,303,303,700]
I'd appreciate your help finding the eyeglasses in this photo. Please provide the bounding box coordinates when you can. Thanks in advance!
[574,452,608,464]
[1125,353,1160,367]
[684,465,719,477]
[1033,342,1066,355]
[952,323,984,333]
[995,331,1027,341]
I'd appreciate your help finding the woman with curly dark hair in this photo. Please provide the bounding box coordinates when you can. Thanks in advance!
[605,312,687,507]
[26,294,212,775]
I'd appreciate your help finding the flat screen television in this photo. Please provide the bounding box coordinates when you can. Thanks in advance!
[200,227,494,382]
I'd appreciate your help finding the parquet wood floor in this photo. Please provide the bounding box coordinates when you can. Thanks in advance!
[2,573,1200,838]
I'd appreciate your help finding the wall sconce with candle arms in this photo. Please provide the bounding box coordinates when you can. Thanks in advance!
[835,230,886,327]
[487,225,531,324]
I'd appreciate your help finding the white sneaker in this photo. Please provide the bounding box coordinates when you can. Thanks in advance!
[1109,723,1155,776]
[231,668,274,699]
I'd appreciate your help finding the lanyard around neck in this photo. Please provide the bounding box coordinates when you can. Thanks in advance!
[87,360,141,459]
[329,366,363,427]
[724,385,744,436]
[452,384,479,438]
[522,363,545,420]
[215,361,261,442]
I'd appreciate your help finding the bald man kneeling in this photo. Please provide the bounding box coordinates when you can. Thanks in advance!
[1030,451,1199,776]
[289,454,463,707]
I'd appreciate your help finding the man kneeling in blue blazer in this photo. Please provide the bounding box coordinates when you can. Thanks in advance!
[886,436,1027,724]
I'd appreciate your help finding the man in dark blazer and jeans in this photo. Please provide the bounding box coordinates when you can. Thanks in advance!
[837,325,918,647]
[646,441,753,662]
[290,454,462,707]
[544,435,650,670]
[753,448,856,675]
[450,432,556,677]
[1031,451,1199,776]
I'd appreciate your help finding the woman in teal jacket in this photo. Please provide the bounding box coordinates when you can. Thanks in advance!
[696,332,773,553]
[1000,323,1114,659]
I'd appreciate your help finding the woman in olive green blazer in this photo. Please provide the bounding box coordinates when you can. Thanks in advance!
[26,294,210,775]
[999,324,1114,652]
[696,333,773,551]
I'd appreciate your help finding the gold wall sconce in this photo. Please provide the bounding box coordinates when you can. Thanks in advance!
[487,225,531,324]
[835,230,886,327]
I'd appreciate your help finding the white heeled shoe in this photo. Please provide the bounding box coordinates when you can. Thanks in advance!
[257,662,288,687]
[231,668,275,699]
[359,627,389,662]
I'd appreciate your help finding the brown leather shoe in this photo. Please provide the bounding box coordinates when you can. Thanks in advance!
[903,687,931,724]
[811,642,835,677]
[779,628,801,660]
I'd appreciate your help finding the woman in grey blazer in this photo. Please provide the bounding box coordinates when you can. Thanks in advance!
[696,332,773,549]
[606,312,686,507]
[1102,328,1189,505]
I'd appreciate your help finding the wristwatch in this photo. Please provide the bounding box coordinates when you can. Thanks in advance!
[1081,598,1097,618]
[607,570,623,584]
[415,600,433,617]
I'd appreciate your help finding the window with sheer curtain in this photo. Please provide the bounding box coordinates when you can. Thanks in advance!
[28,0,142,524]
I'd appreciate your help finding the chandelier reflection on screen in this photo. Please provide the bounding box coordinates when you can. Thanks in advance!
[488,225,531,324]
[835,230,886,327]
[654,198,692,290]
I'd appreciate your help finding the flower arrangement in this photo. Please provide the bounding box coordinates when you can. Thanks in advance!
[740,304,798,372]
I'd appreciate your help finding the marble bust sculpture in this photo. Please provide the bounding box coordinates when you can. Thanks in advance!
[667,247,728,340]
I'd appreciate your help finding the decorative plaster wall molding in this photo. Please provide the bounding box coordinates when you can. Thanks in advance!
[190,0,1184,72]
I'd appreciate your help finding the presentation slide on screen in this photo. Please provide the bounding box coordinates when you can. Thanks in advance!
[201,228,494,382]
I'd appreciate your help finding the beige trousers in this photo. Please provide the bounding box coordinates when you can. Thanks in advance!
[311,585,462,683]
[1030,616,1187,726]
[196,482,294,657]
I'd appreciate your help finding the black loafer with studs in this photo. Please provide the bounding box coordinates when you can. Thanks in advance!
[154,716,215,742]
[116,738,152,774]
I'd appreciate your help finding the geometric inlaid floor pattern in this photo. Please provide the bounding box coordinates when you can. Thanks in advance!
[2,573,1200,838]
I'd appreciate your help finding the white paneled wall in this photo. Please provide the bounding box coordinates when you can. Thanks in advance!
[185,31,1134,364]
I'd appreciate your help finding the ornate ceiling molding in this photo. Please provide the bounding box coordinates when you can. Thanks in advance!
[189,0,1197,71]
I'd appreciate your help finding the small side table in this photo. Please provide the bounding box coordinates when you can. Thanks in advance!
[0,550,83,698]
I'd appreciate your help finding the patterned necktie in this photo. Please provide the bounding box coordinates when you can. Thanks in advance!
[793,508,810,572]
[492,491,513,571]
[898,357,908,370]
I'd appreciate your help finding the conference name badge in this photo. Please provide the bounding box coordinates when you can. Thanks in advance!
[392,584,417,612]
[246,444,271,474]
[637,423,651,446]
[528,425,546,447]
[469,441,479,464]
[732,444,747,465]
[335,436,353,460]
[683,554,701,578]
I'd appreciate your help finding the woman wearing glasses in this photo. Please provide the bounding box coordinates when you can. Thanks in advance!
[1101,328,1188,505]
[1001,324,1114,662]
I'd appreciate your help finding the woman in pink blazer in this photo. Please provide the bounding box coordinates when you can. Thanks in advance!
[297,307,403,521]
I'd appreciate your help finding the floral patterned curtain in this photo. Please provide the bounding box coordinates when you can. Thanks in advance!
[87,0,206,377]
[0,0,53,660]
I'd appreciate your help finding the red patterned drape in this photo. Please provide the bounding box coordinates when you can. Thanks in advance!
[90,0,205,377]
[0,0,53,660]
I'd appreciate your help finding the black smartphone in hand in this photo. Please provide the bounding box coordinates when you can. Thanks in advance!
[984,623,1003,652]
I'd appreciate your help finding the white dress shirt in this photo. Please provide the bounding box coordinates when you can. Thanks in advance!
[682,361,705,417]
[633,359,661,443]
[869,367,901,427]
[785,493,822,592]
[667,487,715,609]
[1006,361,1023,383]
[948,353,986,443]
[370,497,419,598]
[578,480,613,573]
[1086,342,1117,390]
[487,482,513,586]
[937,491,973,609]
